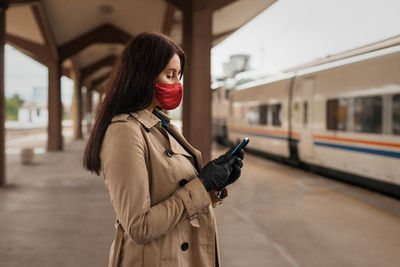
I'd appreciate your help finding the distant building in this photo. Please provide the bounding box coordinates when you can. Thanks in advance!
[222,54,251,78]
[32,86,47,105]
[18,102,48,125]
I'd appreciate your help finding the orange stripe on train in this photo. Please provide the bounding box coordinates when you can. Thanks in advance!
[229,125,300,138]
[313,135,400,149]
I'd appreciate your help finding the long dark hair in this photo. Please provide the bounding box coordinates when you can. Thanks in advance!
[83,32,185,175]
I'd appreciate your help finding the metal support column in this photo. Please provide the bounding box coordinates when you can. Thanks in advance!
[47,59,63,150]
[86,86,92,134]
[182,1,213,162]
[0,5,6,186]
[72,75,83,140]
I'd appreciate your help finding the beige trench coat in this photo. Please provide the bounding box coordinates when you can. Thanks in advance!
[100,108,228,267]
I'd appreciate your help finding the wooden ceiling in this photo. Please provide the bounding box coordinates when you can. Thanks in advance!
[3,0,277,91]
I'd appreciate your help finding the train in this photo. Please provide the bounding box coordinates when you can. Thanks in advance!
[212,39,400,199]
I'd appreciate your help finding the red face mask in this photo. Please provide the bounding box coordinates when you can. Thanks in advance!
[155,83,183,110]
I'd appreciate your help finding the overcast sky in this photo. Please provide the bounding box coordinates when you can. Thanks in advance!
[212,0,400,77]
[5,45,73,103]
[5,0,400,102]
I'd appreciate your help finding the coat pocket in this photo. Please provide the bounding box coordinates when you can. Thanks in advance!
[159,227,180,266]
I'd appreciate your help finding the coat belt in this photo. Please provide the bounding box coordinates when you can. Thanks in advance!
[112,220,124,267]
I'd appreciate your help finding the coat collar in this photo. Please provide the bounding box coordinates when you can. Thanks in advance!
[112,108,203,169]
[130,108,203,169]
[129,108,171,129]
[167,124,203,169]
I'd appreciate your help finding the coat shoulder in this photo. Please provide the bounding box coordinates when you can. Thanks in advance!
[111,113,131,123]
[108,113,141,133]
[109,113,143,130]
[103,114,143,143]
[102,114,143,155]
[100,114,145,177]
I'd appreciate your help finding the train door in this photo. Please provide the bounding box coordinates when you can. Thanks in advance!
[299,78,315,160]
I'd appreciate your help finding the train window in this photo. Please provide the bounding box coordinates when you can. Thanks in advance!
[393,94,400,135]
[232,104,245,123]
[272,104,281,126]
[326,99,348,130]
[303,101,308,125]
[337,99,349,130]
[327,100,337,130]
[259,104,268,125]
[354,96,382,133]
[247,106,260,125]
[294,102,299,111]
[225,90,230,100]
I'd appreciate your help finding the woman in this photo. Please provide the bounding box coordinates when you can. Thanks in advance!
[83,32,244,267]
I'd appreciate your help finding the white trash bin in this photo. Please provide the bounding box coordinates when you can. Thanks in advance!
[20,148,34,165]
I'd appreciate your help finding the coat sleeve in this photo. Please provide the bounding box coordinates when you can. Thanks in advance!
[101,122,212,245]
[209,188,228,208]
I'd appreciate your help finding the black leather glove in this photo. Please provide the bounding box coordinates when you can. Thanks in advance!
[223,148,244,187]
[198,151,236,191]
[199,148,245,191]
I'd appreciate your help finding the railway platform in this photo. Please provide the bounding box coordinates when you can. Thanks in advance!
[1,135,400,267]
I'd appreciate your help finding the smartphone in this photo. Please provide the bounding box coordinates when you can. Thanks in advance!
[231,137,250,156]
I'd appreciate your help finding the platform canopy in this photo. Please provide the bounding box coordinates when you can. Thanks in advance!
[0,0,278,186]
[4,0,276,91]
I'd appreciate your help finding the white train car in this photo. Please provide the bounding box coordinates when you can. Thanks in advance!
[224,44,400,198]
[293,46,400,194]
[228,74,293,158]
[212,84,230,143]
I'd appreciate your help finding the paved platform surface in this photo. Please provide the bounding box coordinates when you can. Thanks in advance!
[1,136,400,267]
[1,136,115,267]
[215,150,400,267]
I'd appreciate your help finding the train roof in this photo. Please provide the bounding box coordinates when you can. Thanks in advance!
[286,35,400,72]
[235,72,295,91]
[296,43,400,77]
[235,37,400,91]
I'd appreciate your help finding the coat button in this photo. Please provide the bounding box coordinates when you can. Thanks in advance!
[179,179,188,187]
[181,242,189,251]
[166,149,173,157]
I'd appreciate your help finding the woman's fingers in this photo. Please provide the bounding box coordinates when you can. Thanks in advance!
[233,163,241,173]
[233,157,243,168]
[225,147,244,160]
[238,149,244,160]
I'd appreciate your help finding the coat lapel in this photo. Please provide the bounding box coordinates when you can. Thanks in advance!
[154,110,204,170]
[130,108,204,170]
[167,124,203,169]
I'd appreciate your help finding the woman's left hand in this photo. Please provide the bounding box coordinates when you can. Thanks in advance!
[222,148,244,187]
